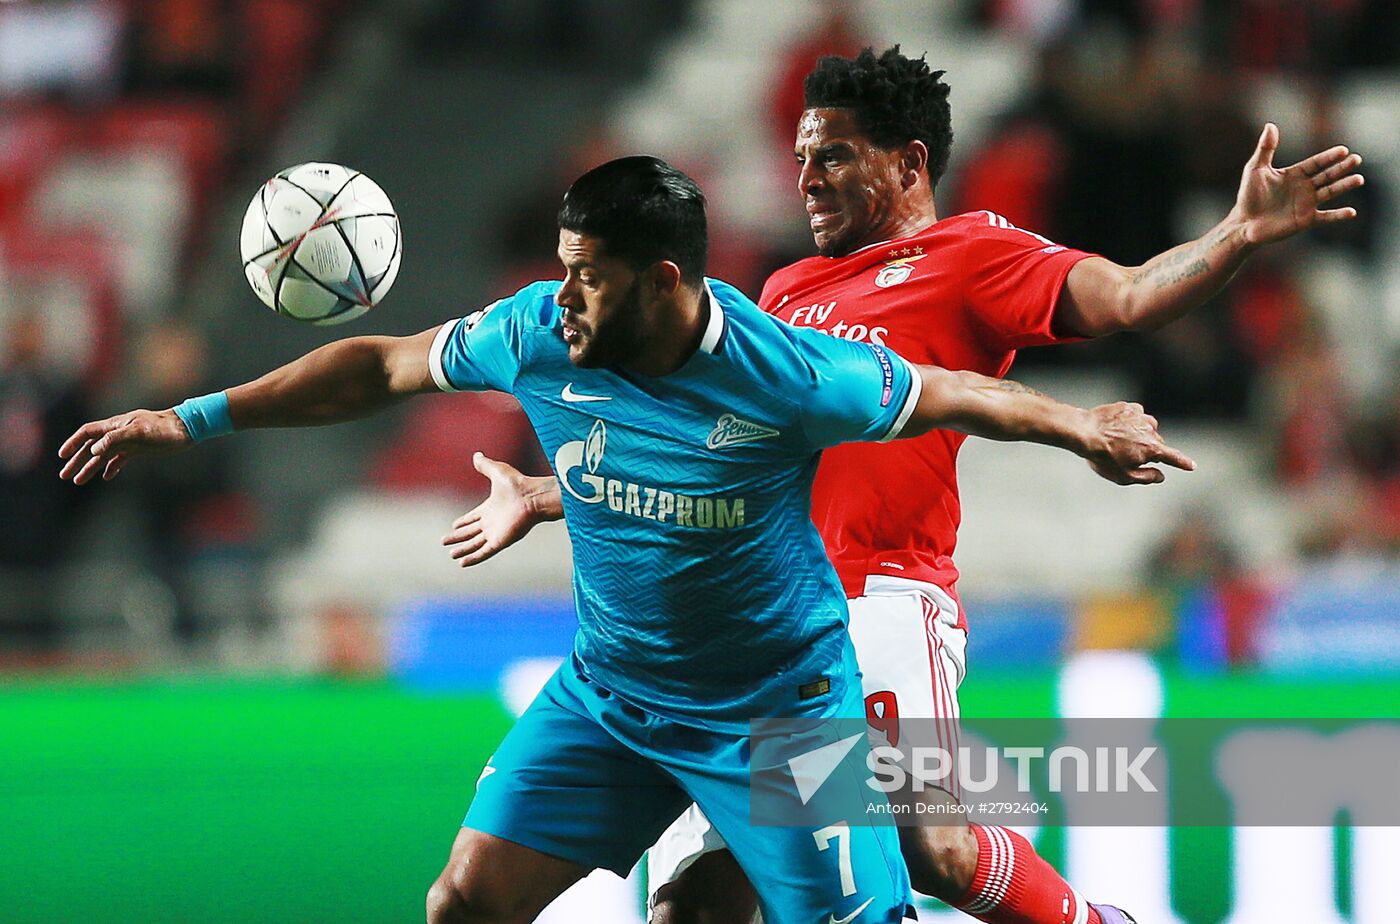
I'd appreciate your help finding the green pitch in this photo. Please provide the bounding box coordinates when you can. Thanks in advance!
[3,670,1385,922]
[1,678,511,923]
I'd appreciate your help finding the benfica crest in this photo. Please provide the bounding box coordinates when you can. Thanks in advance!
[875,252,926,288]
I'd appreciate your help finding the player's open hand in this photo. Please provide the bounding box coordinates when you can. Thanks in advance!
[442,453,555,568]
[58,409,192,485]
[1231,123,1364,247]
[1084,402,1195,486]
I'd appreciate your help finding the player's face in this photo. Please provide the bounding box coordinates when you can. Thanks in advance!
[556,229,647,368]
[795,108,908,257]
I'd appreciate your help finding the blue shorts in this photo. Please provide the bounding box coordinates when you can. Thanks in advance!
[464,654,912,924]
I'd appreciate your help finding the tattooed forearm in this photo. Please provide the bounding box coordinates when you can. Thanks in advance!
[1130,224,1232,290]
[1090,221,1253,333]
[1131,249,1192,285]
[1150,225,1233,287]
[995,379,1048,398]
[1152,257,1210,289]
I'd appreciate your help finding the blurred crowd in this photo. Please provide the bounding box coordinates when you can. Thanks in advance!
[2,0,1398,667]
[480,0,1400,670]
[0,0,350,657]
[489,0,1400,548]
[959,0,1400,566]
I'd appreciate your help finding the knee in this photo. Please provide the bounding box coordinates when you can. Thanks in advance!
[905,824,979,900]
[650,858,758,924]
[425,869,530,924]
[650,884,744,924]
[426,875,462,923]
[648,889,687,924]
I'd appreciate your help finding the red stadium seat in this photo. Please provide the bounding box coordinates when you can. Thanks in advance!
[242,0,323,131]
[0,229,122,390]
[0,106,81,226]
[91,100,228,214]
[370,392,547,496]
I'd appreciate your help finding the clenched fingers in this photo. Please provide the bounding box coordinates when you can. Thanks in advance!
[102,453,130,482]
[1125,466,1166,485]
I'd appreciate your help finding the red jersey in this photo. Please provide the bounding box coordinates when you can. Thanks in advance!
[758,211,1094,625]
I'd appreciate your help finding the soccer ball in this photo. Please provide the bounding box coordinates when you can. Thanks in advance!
[240,163,402,325]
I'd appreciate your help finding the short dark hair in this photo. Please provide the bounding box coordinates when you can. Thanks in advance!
[558,156,708,286]
[803,46,954,191]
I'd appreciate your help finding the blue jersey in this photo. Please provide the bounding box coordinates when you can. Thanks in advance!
[428,278,922,729]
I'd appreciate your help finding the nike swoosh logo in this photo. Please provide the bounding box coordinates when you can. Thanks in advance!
[561,384,611,403]
[829,897,873,924]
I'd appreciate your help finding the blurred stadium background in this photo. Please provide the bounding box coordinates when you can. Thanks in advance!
[2,0,1398,921]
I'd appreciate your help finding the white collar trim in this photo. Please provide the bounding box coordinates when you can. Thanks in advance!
[698,282,726,354]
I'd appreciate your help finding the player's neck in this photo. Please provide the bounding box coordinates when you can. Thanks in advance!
[851,196,938,253]
[622,285,707,377]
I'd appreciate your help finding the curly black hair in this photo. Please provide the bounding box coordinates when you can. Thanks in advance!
[803,45,953,192]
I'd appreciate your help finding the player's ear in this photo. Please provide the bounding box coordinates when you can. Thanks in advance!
[900,140,929,190]
[648,260,683,297]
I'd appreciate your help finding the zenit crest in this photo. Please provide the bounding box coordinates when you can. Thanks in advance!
[707,414,780,449]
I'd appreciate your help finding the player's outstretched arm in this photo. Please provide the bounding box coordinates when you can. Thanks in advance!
[901,367,1195,485]
[58,328,441,485]
[1056,123,1364,338]
[443,454,564,568]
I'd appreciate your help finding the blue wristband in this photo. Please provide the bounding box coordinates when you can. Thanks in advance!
[172,391,234,443]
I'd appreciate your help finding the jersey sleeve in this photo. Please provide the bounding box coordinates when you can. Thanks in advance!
[791,330,923,450]
[426,291,529,393]
[756,269,786,312]
[960,211,1096,350]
